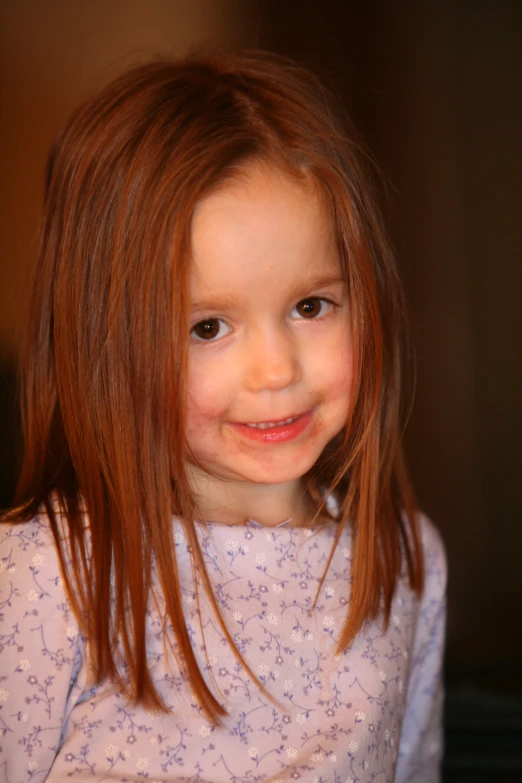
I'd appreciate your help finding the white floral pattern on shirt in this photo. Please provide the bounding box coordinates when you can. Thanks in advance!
[0,513,446,782]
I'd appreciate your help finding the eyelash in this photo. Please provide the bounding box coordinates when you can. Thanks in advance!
[190,297,336,342]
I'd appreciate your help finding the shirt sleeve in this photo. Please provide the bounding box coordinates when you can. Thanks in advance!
[395,515,447,783]
[0,517,82,783]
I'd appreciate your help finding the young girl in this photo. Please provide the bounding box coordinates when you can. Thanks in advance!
[0,51,446,783]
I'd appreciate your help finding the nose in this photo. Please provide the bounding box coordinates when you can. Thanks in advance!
[243,327,302,392]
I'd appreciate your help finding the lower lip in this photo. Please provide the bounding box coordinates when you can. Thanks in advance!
[228,410,314,444]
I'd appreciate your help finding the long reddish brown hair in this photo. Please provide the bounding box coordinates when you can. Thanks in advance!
[9,50,423,719]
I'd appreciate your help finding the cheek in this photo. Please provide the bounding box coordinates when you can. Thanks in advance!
[185,397,222,463]
[186,360,231,452]
[187,356,228,420]
[186,392,223,434]
[336,347,354,395]
[329,363,354,428]
[318,348,354,439]
[314,333,354,402]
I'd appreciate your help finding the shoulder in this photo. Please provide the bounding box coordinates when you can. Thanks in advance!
[405,513,447,664]
[396,515,446,781]
[0,512,70,617]
[1,514,82,780]
[0,510,79,665]
[1,512,60,577]
[1,512,57,564]
[417,512,447,599]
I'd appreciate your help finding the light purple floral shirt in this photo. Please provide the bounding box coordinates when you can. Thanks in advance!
[0,513,446,782]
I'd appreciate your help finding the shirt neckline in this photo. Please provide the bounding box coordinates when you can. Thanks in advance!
[195,516,337,531]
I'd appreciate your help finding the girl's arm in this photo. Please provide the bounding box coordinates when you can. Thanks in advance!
[395,515,447,783]
[0,516,82,783]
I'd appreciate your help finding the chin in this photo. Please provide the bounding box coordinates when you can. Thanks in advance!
[226,455,320,486]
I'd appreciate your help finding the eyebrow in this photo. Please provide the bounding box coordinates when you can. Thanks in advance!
[190,273,346,313]
[289,273,346,299]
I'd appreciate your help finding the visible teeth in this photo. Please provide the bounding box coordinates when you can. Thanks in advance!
[246,416,297,429]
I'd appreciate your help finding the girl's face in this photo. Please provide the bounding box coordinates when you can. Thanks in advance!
[186,162,353,503]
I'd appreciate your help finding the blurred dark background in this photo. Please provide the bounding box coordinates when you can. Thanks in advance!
[1,2,521,780]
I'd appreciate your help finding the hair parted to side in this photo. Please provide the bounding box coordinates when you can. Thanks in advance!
[10,50,424,719]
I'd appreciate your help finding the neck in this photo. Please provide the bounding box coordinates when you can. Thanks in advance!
[187,466,315,527]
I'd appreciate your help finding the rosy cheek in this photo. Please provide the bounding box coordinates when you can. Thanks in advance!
[187,398,222,430]
[336,360,354,395]
[320,350,354,423]
[317,343,353,391]
[188,358,230,413]
[185,405,220,461]
[334,336,354,384]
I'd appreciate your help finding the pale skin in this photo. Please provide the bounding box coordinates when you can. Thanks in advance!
[186,161,354,527]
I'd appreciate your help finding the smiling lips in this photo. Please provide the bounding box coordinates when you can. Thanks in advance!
[227,409,314,443]
[246,415,299,430]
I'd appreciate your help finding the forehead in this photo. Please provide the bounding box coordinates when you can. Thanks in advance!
[190,162,340,299]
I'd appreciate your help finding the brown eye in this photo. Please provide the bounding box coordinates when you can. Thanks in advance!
[191,318,231,341]
[294,297,326,319]
[192,319,220,340]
